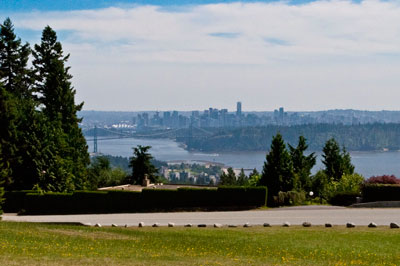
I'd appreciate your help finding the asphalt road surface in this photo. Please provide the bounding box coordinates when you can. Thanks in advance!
[3,206,400,226]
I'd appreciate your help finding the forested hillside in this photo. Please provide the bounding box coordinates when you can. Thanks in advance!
[185,123,400,152]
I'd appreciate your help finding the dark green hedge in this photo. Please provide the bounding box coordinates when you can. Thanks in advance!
[329,192,360,206]
[3,186,267,215]
[3,190,35,213]
[362,184,400,202]
[217,186,267,207]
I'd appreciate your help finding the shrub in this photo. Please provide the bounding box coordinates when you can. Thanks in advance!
[311,172,363,203]
[107,190,141,212]
[24,192,73,214]
[218,186,267,207]
[177,188,218,207]
[5,186,267,214]
[276,190,306,206]
[365,175,400,185]
[2,190,35,213]
[311,170,330,200]
[72,191,110,213]
[329,192,360,206]
[362,184,400,202]
[87,156,129,190]
[333,173,364,194]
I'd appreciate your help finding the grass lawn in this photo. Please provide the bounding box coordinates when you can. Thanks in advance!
[0,221,400,265]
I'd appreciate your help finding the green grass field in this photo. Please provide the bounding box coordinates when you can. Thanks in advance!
[1,221,400,265]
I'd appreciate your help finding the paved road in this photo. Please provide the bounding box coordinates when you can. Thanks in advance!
[3,206,400,226]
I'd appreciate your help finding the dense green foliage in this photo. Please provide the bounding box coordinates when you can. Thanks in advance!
[185,124,400,152]
[260,133,294,205]
[256,133,359,206]
[219,167,237,186]
[248,168,261,186]
[128,145,158,184]
[322,138,354,181]
[0,18,90,194]
[236,169,249,186]
[277,190,306,206]
[219,168,249,186]
[32,25,89,191]
[289,136,316,191]
[2,190,34,213]
[87,156,128,189]
[311,171,363,203]
[3,187,267,214]
[304,139,359,204]
[0,18,42,191]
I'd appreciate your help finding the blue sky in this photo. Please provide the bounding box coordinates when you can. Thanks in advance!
[1,0,400,111]
[2,0,319,11]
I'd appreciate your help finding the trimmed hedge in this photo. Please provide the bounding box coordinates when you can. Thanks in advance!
[329,192,360,206]
[3,190,35,213]
[217,186,267,207]
[24,192,73,214]
[362,184,400,202]
[3,186,267,215]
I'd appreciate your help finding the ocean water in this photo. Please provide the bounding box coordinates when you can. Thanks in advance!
[87,137,400,178]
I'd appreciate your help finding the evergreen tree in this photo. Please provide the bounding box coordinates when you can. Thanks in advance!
[260,133,293,201]
[128,145,158,185]
[322,138,354,181]
[0,108,7,215]
[88,156,127,189]
[0,18,36,189]
[341,147,355,177]
[0,18,50,191]
[0,85,17,186]
[32,26,89,191]
[288,136,316,191]
[248,168,261,186]
[0,18,32,98]
[0,158,4,217]
[219,167,237,186]
[237,168,248,186]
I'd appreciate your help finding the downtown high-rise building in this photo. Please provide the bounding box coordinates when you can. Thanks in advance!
[236,101,242,117]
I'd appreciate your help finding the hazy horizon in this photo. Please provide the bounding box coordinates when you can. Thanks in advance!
[80,107,400,113]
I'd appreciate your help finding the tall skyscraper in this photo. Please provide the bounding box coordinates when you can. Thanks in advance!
[236,101,242,117]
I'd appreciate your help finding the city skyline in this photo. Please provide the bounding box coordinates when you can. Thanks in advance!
[2,0,400,111]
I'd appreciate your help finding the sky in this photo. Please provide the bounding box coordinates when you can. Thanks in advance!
[1,0,400,112]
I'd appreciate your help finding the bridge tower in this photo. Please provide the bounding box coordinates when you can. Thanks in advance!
[187,122,193,150]
[93,125,98,153]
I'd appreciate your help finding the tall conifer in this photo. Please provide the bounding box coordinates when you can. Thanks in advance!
[0,18,42,190]
[0,18,32,98]
[33,26,89,191]
[288,136,316,191]
[260,133,293,204]
[322,138,354,181]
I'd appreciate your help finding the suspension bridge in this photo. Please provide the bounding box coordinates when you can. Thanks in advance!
[85,125,215,153]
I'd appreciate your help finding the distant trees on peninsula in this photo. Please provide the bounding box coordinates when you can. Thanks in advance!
[185,123,400,152]
[0,18,89,194]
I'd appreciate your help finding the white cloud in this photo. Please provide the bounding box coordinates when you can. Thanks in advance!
[5,0,400,111]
